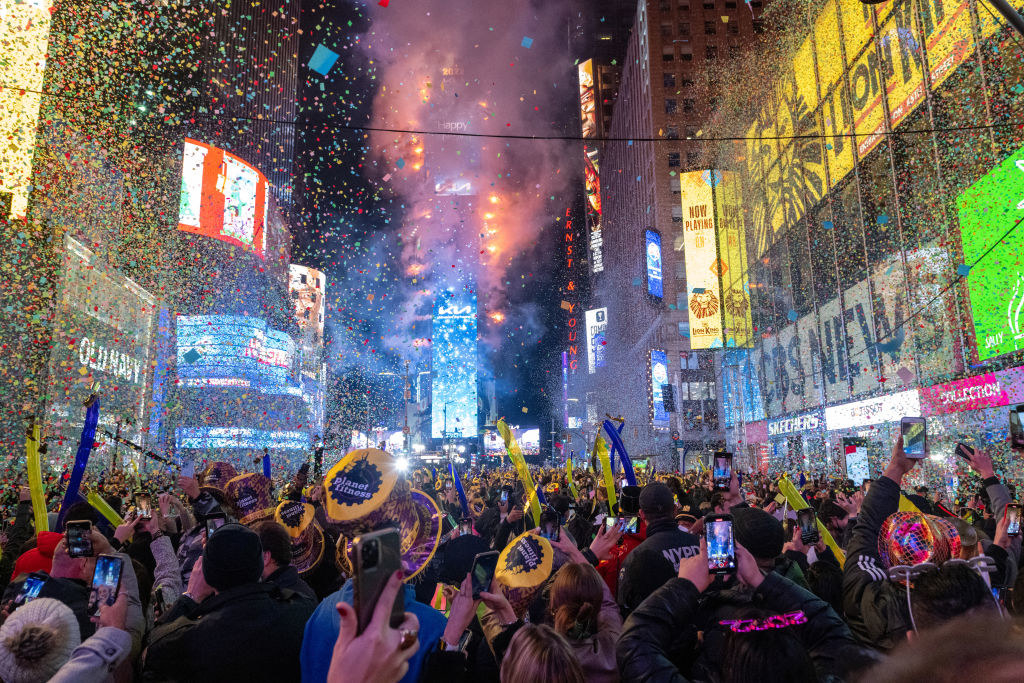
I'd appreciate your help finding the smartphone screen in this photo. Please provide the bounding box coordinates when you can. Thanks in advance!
[181,460,195,479]
[797,508,819,544]
[66,521,93,558]
[623,516,639,534]
[500,490,509,504]
[713,452,733,491]
[539,509,560,541]
[353,528,404,634]
[87,554,123,616]
[205,514,226,537]
[1010,406,1024,450]
[901,418,927,458]
[706,516,737,574]
[136,494,152,519]
[1007,504,1022,536]
[17,574,47,606]
[604,516,618,530]
[470,551,500,599]
[458,518,474,537]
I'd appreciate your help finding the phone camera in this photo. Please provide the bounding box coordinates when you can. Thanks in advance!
[362,539,379,568]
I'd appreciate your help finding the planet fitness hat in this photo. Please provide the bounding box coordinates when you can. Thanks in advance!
[879,510,962,569]
[226,473,275,525]
[275,501,325,576]
[200,461,239,495]
[324,449,401,533]
[496,531,554,617]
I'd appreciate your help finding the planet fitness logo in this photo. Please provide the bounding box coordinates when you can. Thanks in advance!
[329,455,384,507]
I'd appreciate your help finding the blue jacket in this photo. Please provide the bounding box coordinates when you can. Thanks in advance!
[301,579,447,683]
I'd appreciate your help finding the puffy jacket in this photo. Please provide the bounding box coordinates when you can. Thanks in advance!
[596,522,645,598]
[617,571,856,682]
[617,518,698,615]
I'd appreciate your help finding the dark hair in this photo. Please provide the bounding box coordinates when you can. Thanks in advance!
[817,501,848,527]
[62,501,99,528]
[910,563,996,631]
[720,608,817,683]
[253,521,292,568]
[806,561,843,615]
[549,562,603,638]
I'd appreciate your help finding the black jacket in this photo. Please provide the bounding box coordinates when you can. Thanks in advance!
[617,518,699,614]
[617,572,856,682]
[265,564,317,601]
[142,582,315,682]
[1,574,94,642]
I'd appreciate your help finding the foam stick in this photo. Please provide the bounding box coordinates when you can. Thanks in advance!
[497,419,542,526]
[57,398,100,529]
[603,419,637,487]
[25,425,49,535]
[777,474,845,567]
[566,455,580,500]
[594,434,617,512]
[86,490,123,527]
[449,463,470,518]
[262,449,272,479]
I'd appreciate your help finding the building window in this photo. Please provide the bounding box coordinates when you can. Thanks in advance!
[681,49,693,61]
[671,175,682,193]
[676,291,687,309]
[683,98,696,112]
[666,125,679,139]
[725,0,736,6]
[705,21,716,34]
[684,126,698,138]
[679,22,690,35]
[703,1,715,8]
[729,21,739,34]
[753,19,764,32]
[660,0,671,10]
[665,98,678,114]
[661,22,673,37]
[663,46,675,61]
[729,44,740,59]
[751,0,762,5]
[663,72,676,87]
[706,45,718,60]
[687,151,700,165]
[668,151,681,167]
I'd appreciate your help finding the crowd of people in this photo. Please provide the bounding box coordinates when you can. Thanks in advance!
[0,436,1022,682]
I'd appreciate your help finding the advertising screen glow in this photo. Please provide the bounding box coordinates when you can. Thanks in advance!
[681,171,724,349]
[645,230,663,298]
[431,290,478,439]
[957,143,1024,362]
[650,349,669,427]
[585,307,607,374]
[177,315,298,394]
[178,140,269,258]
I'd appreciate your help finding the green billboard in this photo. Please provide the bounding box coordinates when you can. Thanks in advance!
[957,144,1024,362]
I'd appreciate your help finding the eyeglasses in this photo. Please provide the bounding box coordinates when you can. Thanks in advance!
[887,555,1003,632]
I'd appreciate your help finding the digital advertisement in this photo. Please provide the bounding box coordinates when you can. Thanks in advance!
[178,139,269,258]
[650,349,670,427]
[680,170,723,349]
[645,229,663,298]
[585,307,607,374]
[431,289,478,439]
[176,315,299,393]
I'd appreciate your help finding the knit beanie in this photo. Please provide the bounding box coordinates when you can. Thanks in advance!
[732,507,784,560]
[0,598,81,683]
[202,523,264,591]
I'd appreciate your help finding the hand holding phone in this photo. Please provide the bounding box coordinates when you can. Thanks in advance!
[205,513,226,538]
[87,554,123,617]
[796,508,819,545]
[1006,503,1022,537]
[713,452,733,491]
[705,514,736,576]
[353,528,404,634]
[136,494,152,520]
[15,573,47,606]
[66,521,94,558]
[1010,405,1024,450]
[470,551,499,600]
[900,417,927,459]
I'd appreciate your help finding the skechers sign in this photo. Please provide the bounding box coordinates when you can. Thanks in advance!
[766,411,823,437]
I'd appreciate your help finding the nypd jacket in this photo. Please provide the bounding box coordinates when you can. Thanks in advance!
[617,518,699,615]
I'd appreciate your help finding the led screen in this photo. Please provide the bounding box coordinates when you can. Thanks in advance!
[585,307,607,374]
[178,139,269,258]
[651,349,670,427]
[175,427,310,451]
[645,229,663,298]
[431,290,478,439]
[681,170,724,349]
[957,143,1024,362]
[176,315,298,394]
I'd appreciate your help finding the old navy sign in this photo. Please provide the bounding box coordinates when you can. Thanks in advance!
[767,411,823,437]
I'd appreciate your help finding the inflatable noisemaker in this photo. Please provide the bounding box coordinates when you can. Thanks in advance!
[26,424,49,535]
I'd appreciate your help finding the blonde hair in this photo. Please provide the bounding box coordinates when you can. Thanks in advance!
[500,624,585,683]
[549,562,603,638]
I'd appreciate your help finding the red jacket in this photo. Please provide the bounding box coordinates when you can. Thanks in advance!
[596,519,646,597]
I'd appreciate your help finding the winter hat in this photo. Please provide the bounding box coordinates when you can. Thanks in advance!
[11,533,63,581]
[878,511,961,569]
[0,598,81,683]
[226,473,275,525]
[639,483,675,516]
[496,531,554,617]
[620,486,643,515]
[202,523,264,591]
[732,507,785,560]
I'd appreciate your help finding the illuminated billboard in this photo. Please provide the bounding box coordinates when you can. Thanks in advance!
[45,236,156,452]
[681,171,723,348]
[288,264,326,341]
[957,143,1024,362]
[578,59,597,139]
[176,315,299,395]
[585,307,607,374]
[175,427,310,451]
[585,148,604,274]
[431,289,478,439]
[0,0,51,218]
[650,349,670,427]
[645,229,663,298]
[178,139,269,258]
[714,171,752,348]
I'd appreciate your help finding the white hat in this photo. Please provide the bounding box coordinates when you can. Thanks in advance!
[0,597,81,683]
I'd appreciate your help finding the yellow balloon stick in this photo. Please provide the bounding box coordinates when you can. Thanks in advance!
[26,425,50,536]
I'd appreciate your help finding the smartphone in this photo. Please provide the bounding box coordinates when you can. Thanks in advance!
[604,516,618,530]
[181,460,195,479]
[470,551,500,600]
[1010,405,1024,450]
[954,442,974,463]
[539,509,561,542]
[136,494,152,520]
[87,554,123,616]
[797,508,820,544]
[1006,503,1022,536]
[706,514,737,575]
[900,417,927,458]
[500,490,509,504]
[623,516,639,534]
[16,573,47,606]
[205,513,226,537]
[353,528,404,634]
[445,481,453,490]
[713,451,733,492]
[153,586,167,618]
[65,520,94,558]
[458,518,474,537]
